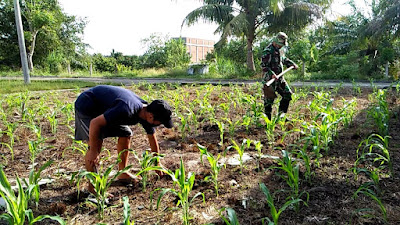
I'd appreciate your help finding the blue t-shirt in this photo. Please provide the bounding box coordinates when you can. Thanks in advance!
[75,85,155,134]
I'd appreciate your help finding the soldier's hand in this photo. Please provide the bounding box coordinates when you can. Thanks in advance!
[272,74,278,80]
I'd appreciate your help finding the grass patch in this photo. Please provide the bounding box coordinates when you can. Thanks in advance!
[0,79,100,94]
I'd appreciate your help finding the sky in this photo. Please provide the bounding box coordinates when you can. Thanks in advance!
[58,0,365,56]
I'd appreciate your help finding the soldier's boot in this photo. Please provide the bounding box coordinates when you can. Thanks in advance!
[278,99,291,121]
[264,98,274,120]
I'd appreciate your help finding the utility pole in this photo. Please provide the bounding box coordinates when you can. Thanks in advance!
[13,0,30,84]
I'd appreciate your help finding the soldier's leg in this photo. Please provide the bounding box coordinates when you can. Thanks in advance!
[263,84,277,120]
[276,78,293,114]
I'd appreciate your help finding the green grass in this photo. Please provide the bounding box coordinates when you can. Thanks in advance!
[0,80,100,94]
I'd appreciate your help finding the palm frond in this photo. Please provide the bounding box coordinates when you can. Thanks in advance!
[182,4,234,27]
[216,12,248,47]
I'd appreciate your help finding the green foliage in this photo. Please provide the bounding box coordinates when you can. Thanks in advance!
[141,34,190,69]
[219,208,240,225]
[150,159,205,225]
[123,196,134,225]
[197,144,225,196]
[71,151,133,219]
[227,139,251,174]
[132,150,164,191]
[0,168,65,225]
[259,183,302,225]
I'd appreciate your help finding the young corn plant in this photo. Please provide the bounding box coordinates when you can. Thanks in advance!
[355,134,393,177]
[253,140,264,172]
[353,183,387,223]
[215,119,225,148]
[197,144,225,196]
[0,122,17,161]
[259,183,302,225]
[46,110,58,135]
[261,114,279,145]
[0,168,65,225]
[227,139,251,174]
[150,159,205,225]
[271,150,308,212]
[367,89,389,136]
[293,142,314,184]
[23,160,53,207]
[71,151,133,219]
[218,208,240,225]
[122,196,135,225]
[224,117,241,137]
[132,150,164,191]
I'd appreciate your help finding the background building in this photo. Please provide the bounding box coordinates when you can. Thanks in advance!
[174,37,215,63]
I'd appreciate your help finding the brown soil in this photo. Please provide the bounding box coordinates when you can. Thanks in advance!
[0,84,399,225]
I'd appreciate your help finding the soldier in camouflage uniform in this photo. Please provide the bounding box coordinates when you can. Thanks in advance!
[261,32,298,120]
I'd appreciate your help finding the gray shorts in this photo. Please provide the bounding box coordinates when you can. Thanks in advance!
[74,110,132,141]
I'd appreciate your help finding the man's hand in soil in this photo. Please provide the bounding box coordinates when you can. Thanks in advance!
[84,147,100,195]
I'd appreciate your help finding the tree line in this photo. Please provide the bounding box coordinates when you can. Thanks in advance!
[0,0,399,79]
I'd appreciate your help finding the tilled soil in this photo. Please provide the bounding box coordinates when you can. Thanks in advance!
[0,84,399,225]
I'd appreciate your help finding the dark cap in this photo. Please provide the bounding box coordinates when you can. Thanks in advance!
[147,100,173,128]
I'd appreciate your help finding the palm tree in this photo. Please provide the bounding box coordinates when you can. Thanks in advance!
[182,0,332,71]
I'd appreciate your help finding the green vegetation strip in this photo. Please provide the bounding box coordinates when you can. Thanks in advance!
[0,80,99,94]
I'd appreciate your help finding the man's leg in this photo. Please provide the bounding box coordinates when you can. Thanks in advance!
[117,136,131,171]
[116,136,140,182]
[263,84,277,120]
[277,79,293,115]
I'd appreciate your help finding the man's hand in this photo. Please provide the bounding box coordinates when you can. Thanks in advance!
[293,64,299,70]
[84,149,99,195]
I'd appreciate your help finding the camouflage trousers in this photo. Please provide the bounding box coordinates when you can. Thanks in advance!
[262,73,293,119]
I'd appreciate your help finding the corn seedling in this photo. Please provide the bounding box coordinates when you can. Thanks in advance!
[352,80,362,96]
[293,142,314,184]
[261,114,279,145]
[122,196,134,225]
[197,144,225,196]
[224,117,241,137]
[71,151,133,219]
[253,140,263,172]
[367,89,389,136]
[355,134,392,177]
[63,139,88,157]
[132,150,164,191]
[260,183,302,225]
[227,139,251,174]
[150,159,205,225]
[241,115,252,134]
[219,208,240,225]
[271,150,308,212]
[23,160,53,207]
[0,122,17,161]
[215,119,225,148]
[0,168,65,225]
[353,184,387,223]
[47,110,58,135]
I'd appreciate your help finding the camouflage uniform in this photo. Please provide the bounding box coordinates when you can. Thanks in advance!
[261,32,296,119]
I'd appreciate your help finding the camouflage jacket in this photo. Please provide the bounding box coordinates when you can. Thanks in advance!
[261,43,295,81]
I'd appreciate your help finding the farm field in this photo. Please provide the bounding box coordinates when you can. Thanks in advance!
[0,82,399,225]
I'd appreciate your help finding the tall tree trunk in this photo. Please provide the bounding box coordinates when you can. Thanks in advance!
[302,60,306,76]
[28,30,38,72]
[246,18,256,72]
[246,38,255,71]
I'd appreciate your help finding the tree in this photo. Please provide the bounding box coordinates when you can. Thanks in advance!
[182,0,331,72]
[290,38,316,76]
[22,0,64,71]
[0,0,86,72]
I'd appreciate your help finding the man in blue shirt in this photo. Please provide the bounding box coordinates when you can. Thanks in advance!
[74,85,173,194]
